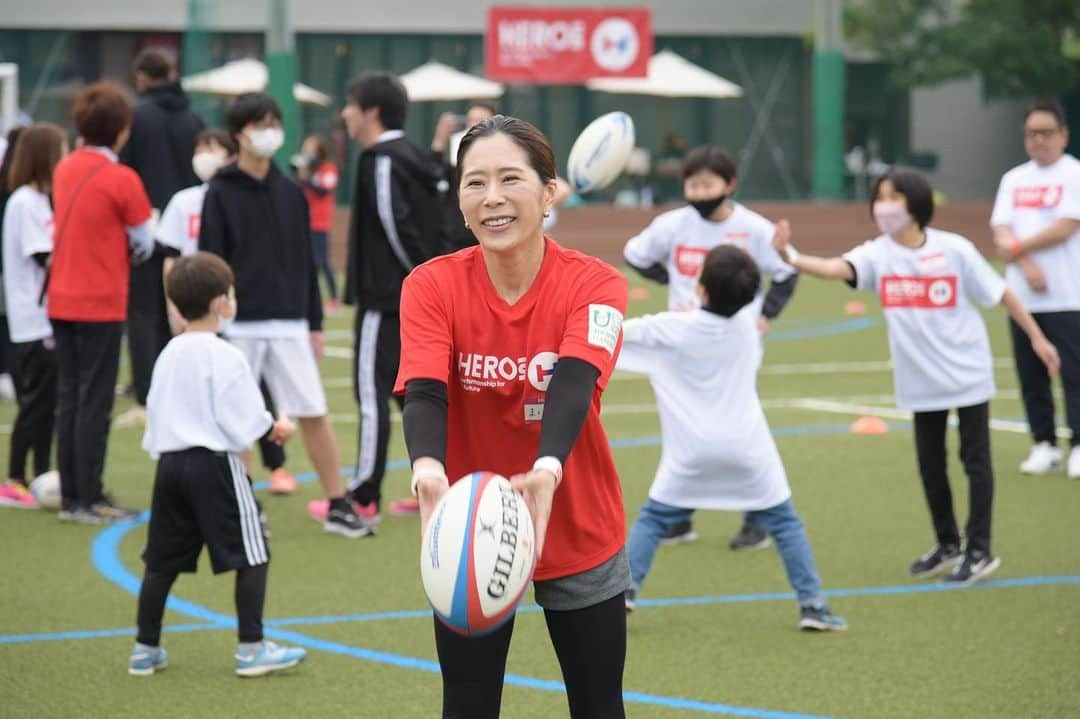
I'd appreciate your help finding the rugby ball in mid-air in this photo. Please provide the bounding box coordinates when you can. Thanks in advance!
[420,471,536,636]
[566,111,636,194]
[30,471,61,510]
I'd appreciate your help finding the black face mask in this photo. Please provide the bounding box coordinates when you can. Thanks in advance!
[689,195,727,219]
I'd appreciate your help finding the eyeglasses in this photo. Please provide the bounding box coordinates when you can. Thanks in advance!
[1024,127,1061,140]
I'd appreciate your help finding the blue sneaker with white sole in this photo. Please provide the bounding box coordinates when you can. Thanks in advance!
[129,645,169,676]
[799,605,848,632]
[235,641,307,677]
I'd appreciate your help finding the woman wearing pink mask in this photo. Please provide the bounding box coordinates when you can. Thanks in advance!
[772,167,1059,586]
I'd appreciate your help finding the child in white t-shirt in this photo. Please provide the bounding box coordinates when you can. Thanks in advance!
[619,244,846,631]
[131,251,306,678]
[623,145,798,551]
[0,123,66,509]
[774,167,1059,586]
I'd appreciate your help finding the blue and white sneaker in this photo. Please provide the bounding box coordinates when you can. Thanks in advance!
[129,645,169,676]
[799,605,848,632]
[235,641,307,677]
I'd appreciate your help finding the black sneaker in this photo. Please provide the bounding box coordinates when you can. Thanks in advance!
[942,551,1000,587]
[91,497,139,522]
[729,520,770,551]
[60,506,108,525]
[799,605,848,631]
[659,519,699,546]
[325,504,375,539]
[908,544,962,578]
[624,587,637,613]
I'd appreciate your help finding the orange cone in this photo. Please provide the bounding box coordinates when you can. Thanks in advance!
[844,300,867,316]
[850,416,889,435]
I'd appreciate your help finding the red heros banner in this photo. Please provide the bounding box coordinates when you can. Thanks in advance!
[486,6,652,84]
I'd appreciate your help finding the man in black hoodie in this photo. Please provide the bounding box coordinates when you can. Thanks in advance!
[121,47,205,412]
[336,72,444,523]
[199,92,371,539]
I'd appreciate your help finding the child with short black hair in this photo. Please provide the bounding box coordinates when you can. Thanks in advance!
[131,251,306,677]
[619,244,847,631]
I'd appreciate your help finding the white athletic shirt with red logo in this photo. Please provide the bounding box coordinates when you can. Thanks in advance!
[623,203,793,312]
[156,184,208,257]
[990,154,1080,312]
[617,307,791,511]
[843,228,1006,412]
[395,239,628,581]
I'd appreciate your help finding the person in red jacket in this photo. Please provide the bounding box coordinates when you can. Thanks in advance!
[294,135,339,313]
[49,82,154,524]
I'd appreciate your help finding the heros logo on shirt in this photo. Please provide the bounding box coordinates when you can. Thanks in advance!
[457,350,559,393]
[588,304,623,355]
[187,213,201,239]
[879,275,957,309]
[674,245,708,277]
[1013,184,1063,209]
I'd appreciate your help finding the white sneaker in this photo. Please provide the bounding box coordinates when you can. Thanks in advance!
[1019,442,1062,475]
[0,373,14,401]
[1068,446,1080,480]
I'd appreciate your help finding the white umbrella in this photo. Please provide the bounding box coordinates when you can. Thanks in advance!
[181,58,333,107]
[400,61,504,102]
[586,50,742,99]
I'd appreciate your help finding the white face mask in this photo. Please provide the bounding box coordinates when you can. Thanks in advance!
[217,295,237,334]
[192,151,226,182]
[872,200,913,237]
[245,127,285,158]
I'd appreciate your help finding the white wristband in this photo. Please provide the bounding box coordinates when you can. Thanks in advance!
[532,456,563,488]
[785,245,800,265]
[410,468,449,497]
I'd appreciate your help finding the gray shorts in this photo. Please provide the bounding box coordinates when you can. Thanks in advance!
[532,547,631,612]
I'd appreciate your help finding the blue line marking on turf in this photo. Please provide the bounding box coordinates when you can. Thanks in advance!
[766,317,875,342]
[4,420,1066,718]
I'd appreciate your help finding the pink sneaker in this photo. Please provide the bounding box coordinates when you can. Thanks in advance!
[268,468,296,495]
[388,498,421,516]
[0,480,39,509]
[307,498,381,524]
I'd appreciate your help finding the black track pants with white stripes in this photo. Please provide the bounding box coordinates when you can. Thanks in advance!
[351,309,404,506]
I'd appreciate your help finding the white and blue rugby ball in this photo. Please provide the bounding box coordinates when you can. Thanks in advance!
[566,111,636,194]
[420,471,536,636]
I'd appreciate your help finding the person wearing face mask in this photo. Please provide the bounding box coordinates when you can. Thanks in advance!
[120,47,206,417]
[990,100,1080,479]
[773,166,1060,586]
[293,135,340,314]
[157,128,296,496]
[623,144,798,552]
[133,250,307,679]
[199,93,371,539]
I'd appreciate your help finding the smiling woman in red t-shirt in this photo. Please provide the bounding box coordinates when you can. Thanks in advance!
[396,115,629,718]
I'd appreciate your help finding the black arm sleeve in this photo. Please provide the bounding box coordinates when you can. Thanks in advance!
[403,379,449,465]
[761,272,799,319]
[536,357,601,465]
[844,261,858,289]
[625,258,669,285]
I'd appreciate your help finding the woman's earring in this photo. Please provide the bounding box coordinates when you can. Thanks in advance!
[464,221,470,229]
[543,211,550,218]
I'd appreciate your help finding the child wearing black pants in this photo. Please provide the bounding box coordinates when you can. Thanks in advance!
[131,252,305,677]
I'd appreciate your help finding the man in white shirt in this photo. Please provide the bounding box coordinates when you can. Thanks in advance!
[617,245,845,631]
[623,145,798,550]
[991,101,1080,479]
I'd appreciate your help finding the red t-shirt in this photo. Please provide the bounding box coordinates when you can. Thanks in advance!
[303,161,338,232]
[48,148,152,322]
[395,239,629,581]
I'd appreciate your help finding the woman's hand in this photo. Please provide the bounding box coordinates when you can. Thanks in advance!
[413,460,450,537]
[509,469,557,561]
[1033,337,1060,376]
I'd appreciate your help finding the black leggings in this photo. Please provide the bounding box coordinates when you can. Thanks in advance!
[136,563,268,646]
[912,402,994,555]
[434,593,626,719]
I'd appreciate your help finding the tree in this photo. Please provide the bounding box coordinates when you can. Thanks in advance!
[845,0,1080,98]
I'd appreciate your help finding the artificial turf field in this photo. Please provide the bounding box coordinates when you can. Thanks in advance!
[1,269,1077,719]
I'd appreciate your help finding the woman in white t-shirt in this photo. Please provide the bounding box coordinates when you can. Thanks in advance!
[0,123,67,508]
[773,167,1059,586]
